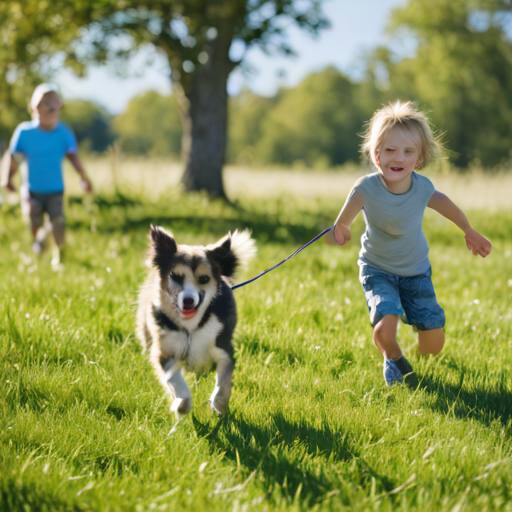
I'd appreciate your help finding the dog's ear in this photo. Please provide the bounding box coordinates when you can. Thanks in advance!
[208,234,238,278]
[150,225,177,275]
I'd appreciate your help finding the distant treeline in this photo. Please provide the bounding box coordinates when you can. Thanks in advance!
[112,67,366,169]
[64,57,512,170]
[2,0,511,169]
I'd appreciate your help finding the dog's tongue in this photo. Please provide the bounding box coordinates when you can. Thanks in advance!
[182,308,197,319]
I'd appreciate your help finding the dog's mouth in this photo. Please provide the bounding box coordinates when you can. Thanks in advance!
[180,293,204,319]
[181,306,198,319]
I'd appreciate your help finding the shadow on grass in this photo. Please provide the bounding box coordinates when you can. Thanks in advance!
[419,367,512,428]
[66,193,337,245]
[192,411,394,506]
[0,477,90,512]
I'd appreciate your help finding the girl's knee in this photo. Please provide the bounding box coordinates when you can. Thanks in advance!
[418,329,444,356]
[373,315,398,343]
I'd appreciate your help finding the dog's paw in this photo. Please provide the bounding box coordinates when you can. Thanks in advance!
[171,397,193,416]
[209,396,229,415]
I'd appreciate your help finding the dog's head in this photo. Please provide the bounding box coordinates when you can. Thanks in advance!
[149,226,256,320]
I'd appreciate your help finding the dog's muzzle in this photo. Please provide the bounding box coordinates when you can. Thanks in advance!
[180,291,205,319]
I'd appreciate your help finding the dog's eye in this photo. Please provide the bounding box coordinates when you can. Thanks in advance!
[198,275,210,285]
[170,273,184,284]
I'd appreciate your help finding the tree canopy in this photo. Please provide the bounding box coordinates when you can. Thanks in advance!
[61,100,115,152]
[366,0,512,167]
[1,0,329,195]
[113,91,181,156]
[253,67,364,168]
[2,0,512,171]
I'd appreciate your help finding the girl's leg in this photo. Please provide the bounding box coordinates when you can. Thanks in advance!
[373,314,402,360]
[375,314,418,387]
[418,328,444,355]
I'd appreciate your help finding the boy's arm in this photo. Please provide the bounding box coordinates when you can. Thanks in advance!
[1,152,18,192]
[66,153,93,192]
[331,188,365,246]
[427,191,492,258]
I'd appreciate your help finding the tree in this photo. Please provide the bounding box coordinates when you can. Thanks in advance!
[254,67,365,168]
[61,100,116,152]
[364,0,512,167]
[228,90,277,164]
[1,0,329,197]
[113,91,182,156]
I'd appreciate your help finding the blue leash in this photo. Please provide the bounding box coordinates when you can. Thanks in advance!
[231,226,333,291]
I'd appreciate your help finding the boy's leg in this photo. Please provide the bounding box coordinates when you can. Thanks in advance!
[51,216,65,247]
[47,193,65,264]
[47,193,64,246]
[27,194,44,254]
[418,328,445,356]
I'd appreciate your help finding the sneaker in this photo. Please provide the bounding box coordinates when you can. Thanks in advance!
[383,359,403,386]
[393,356,419,388]
[32,241,42,256]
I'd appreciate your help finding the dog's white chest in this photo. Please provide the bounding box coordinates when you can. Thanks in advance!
[158,314,223,372]
[187,315,223,371]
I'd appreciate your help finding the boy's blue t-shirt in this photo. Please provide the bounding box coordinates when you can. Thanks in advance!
[9,120,77,194]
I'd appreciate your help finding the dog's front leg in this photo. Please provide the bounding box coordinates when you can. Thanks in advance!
[162,357,193,417]
[210,351,234,415]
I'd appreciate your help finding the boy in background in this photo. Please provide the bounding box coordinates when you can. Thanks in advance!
[1,83,92,265]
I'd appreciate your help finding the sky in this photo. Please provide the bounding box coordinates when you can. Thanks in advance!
[57,0,407,114]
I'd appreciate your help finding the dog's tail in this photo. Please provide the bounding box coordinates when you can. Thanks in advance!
[207,229,257,280]
[229,229,257,273]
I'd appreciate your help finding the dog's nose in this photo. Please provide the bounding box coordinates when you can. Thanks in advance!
[183,297,195,308]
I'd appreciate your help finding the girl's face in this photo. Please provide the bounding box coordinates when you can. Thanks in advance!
[374,127,421,191]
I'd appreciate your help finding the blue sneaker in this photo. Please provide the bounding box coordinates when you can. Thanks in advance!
[394,356,419,388]
[383,359,403,386]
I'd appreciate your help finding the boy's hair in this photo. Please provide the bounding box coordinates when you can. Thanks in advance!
[29,83,62,119]
[361,100,443,169]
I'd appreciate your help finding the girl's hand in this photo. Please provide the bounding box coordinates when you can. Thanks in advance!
[334,224,351,246]
[465,228,492,258]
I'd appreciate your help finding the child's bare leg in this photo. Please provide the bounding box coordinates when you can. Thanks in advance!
[373,314,402,360]
[51,216,65,247]
[375,314,418,387]
[418,328,444,355]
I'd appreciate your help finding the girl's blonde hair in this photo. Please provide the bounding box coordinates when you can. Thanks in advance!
[361,100,443,169]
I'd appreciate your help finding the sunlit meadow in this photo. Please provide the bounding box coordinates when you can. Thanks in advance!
[1,159,511,511]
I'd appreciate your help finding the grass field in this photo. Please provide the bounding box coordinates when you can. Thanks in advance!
[1,164,511,511]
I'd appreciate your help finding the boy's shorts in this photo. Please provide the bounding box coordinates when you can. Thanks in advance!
[359,263,445,331]
[25,191,64,228]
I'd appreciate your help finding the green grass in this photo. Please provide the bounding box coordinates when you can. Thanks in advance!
[1,188,511,511]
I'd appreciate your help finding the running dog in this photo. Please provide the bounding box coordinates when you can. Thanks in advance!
[136,226,256,417]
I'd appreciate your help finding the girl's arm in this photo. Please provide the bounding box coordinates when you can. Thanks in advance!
[66,153,93,192]
[427,191,492,258]
[333,188,365,246]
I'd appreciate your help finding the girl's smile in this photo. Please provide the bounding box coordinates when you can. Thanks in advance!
[375,127,421,193]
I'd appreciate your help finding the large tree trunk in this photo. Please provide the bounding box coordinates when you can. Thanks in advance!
[178,68,229,197]
[170,27,235,198]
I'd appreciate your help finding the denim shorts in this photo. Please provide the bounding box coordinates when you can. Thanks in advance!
[359,263,445,331]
